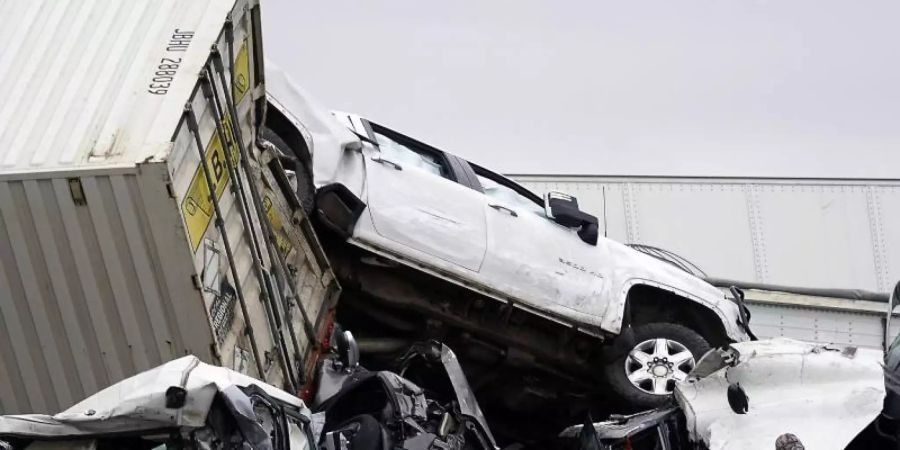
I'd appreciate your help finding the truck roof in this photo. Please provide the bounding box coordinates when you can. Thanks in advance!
[0,0,238,175]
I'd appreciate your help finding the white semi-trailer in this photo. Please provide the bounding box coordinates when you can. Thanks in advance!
[0,0,338,414]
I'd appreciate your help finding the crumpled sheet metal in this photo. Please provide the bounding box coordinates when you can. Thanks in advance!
[0,356,307,439]
[676,338,884,450]
[558,407,679,440]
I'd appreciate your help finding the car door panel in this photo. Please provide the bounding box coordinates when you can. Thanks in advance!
[359,141,487,272]
[475,170,609,319]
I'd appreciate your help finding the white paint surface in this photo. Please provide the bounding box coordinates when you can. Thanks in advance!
[677,339,884,450]
[0,356,307,437]
[0,0,239,173]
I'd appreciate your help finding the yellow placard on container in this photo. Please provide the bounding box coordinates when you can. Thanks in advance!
[182,118,238,252]
[182,39,252,252]
[262,192,294,256]
[233,39,250,102]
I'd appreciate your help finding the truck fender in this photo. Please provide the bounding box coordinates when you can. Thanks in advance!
[602,279,735,342]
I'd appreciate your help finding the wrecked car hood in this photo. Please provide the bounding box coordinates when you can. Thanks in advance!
[0,355,307,438]
[676,338,884,450]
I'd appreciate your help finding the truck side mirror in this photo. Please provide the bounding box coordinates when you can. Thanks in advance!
[545,191,583,227]
[545,191,600,246]
[727,382,749,414]
[579,222,599,247]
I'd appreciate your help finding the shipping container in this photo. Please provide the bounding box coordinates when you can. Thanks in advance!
[0,0,339,414]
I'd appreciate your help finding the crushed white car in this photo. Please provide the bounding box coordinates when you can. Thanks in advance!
[259,64,751,426]
[562,338,885,450]
[0,355,314,449]
[679,338,883,450]
[0,338,498,450]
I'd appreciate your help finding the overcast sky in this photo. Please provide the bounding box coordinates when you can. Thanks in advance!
[263,0,899,178]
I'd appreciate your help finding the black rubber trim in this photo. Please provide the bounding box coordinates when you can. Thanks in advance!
[469,162,544,206]
[315,183,366,238]
[446,154,482,192]
[456,157,485,192]
[358,117,377,141]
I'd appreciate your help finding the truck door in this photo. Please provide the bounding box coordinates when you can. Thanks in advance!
[471,165,608,318]
[356,123,487,272]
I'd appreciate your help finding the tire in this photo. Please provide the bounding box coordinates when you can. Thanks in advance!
[260,127,315,214]
[603,322,710,410]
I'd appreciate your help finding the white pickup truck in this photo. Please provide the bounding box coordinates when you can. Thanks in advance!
[261,66,752,414]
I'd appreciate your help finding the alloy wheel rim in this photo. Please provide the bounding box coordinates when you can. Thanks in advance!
[624,338,695,395]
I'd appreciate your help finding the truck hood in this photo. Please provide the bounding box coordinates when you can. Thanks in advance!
[0,356,307,439]
[675,338,884,450]
[603,237,725,300]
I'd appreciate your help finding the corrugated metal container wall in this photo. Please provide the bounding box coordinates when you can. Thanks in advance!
[749,302,886,348]
[0,0,245,415]
[512,175,900,293]
[0,165,213,414]
[737,289,892,349]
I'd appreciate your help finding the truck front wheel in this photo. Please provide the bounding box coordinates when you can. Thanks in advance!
[603,322,710,409]
[260,126,315,214]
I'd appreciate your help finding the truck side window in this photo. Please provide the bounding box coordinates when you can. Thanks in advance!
[373,131,452,180]
[474,169,545,216]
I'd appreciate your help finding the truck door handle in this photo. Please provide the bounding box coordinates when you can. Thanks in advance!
[370,155,402,171]
[489,204,518,217]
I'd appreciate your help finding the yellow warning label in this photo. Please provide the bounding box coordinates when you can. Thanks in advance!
[182,118,239,252]
[262,192,294,256]
[233,39,250,102]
